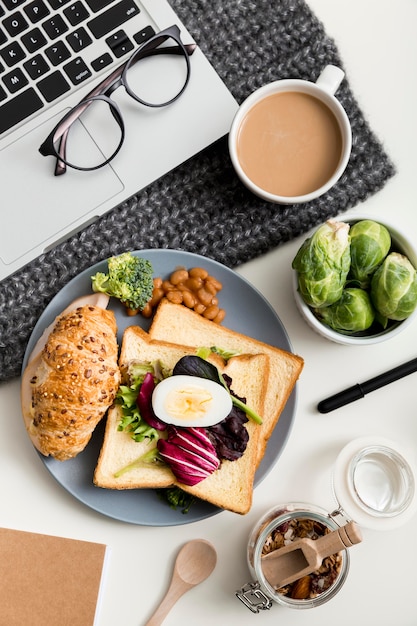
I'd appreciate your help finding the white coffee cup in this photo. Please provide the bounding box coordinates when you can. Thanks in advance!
[228,65,352,204]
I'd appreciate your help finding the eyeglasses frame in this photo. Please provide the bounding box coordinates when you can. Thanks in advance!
[39,24,196,175]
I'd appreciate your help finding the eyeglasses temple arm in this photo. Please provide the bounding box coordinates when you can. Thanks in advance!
[54,130,69,176]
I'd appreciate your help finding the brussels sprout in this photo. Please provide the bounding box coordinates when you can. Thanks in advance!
[317,288,375,334]
[349,220,391,287]
[370,252,417,321]
[292,220,351,308]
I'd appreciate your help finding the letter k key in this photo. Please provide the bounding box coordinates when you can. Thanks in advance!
[0,41,26,67]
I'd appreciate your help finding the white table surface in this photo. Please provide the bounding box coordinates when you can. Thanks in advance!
[1,1,416,624]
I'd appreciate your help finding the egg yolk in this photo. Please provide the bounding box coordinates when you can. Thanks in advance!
[164,385,213,421]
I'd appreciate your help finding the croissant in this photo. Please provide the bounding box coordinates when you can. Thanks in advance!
[21,298,121,461]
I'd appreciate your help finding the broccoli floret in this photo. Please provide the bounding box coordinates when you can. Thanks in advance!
[91,251,154,311]
[158,487,195,514]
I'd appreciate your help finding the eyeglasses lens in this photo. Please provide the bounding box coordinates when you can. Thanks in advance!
[62,98,123,170]
[124,35,189,106]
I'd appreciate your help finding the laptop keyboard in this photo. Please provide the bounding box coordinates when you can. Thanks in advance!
[0,0,155,135]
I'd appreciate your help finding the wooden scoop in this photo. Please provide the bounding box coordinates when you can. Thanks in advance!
[261,520,362,588]
[145,539,217,626]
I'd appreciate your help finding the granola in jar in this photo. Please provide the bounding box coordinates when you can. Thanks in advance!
[261,516,343,600]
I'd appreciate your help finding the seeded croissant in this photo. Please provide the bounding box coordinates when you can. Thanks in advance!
[21,297,121,461]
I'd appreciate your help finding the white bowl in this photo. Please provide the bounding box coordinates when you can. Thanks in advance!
[292,215,417,345]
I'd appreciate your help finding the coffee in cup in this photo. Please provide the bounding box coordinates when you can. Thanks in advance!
[229,65,352,204]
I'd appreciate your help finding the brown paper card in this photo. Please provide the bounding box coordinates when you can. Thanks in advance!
[0,527,108,626]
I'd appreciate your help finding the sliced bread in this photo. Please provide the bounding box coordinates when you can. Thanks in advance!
[149,299,304,465]
[94,325,270,514]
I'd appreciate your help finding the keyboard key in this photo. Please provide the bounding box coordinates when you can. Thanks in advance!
[63,56,91,84]
[45,40,71,64]
[85,0,114,12]
[0,88,43,134]
[24,53,49,78]
[3,67,28,93]
[106,29,132,58]
[133,25,155,46]
[3,0,27,10]
[3,11,29,37]
[21,27,48,52]
[0,41,26,67]
[87,0,139,39]
[64,1,89,27]
[37,69,70,101]
[24,0,51,23]
[66,26,92,51]
[0,85,6,101]
[42,14,68,39]
[0,28,7,46]
[91,51,112,71]
[113,37,133,57]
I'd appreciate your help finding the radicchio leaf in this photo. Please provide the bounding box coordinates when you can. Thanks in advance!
[208,406,249,461]
[173,355,224,385]
[137,372,166,431]
[157,426,220,486]
[206,382,250,461]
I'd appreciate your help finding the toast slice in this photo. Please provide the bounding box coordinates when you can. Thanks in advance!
[94,325,270,514]
[149,300,304,465]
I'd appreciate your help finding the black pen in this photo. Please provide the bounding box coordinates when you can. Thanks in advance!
[317,357,417,413]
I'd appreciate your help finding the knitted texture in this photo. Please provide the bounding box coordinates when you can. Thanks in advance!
[0,0,395,380]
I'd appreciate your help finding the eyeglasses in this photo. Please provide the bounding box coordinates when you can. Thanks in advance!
[39,25,195,176]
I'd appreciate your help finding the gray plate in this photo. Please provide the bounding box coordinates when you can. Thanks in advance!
[23,249,298,526]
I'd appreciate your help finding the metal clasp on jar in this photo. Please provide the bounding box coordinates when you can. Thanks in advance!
[236,581,273,613]
[330,506,350,524]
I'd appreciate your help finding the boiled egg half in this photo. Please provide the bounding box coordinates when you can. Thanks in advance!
[151,375,233,427]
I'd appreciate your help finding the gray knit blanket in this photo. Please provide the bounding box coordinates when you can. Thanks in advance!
[0,0,395,381]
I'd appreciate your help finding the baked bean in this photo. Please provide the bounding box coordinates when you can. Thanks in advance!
[153,277,163,289]
[170,269,189,285]
[206,276,223,292]
[189,267,208,280]
[197,287,214,307]
[177,283,191,292]
[194,303,206,315]
[204,281,218,296]
[141,302,153,318]
[203,305,220,320]
[182,290,196,308]
[185,277,202,291]
[166,290,183,304]
[162,280,176,292]
[213,309,226,324]
[150,287,164,307]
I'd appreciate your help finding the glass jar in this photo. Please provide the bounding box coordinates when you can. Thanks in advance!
[236,436,416,613]
[243,502,350,610]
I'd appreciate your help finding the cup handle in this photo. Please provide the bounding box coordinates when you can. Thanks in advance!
[315,64,345,95]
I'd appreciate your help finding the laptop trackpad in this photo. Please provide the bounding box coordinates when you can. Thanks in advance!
[0,113,123,266]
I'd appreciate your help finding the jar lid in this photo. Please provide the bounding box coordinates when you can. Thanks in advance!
[333,436,417,530]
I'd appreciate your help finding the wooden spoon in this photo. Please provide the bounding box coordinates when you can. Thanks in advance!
[261,520,362,588]
[144,539,217,626]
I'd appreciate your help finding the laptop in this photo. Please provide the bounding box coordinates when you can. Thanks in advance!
[0,0,238,281]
